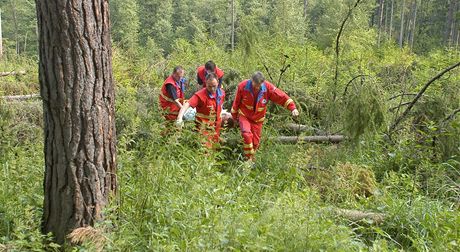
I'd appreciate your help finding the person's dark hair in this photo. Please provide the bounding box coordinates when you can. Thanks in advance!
[173,66,183,74]
[251,71,265,84]
[204,61,216,72]
[205,72,218,81]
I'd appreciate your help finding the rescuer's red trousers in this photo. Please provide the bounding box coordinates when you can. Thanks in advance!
[238,116,263,159]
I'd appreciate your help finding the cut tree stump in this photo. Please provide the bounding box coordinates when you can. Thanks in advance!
[274,135,345,143]
[1,94,41,101]
[0,70,26,77]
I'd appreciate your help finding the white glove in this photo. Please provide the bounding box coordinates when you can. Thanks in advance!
[291,109,299,117]
[175,119,184,128]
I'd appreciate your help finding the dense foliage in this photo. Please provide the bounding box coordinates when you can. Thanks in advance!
[1,0,459,250]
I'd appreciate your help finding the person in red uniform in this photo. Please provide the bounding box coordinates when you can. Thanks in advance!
[159,66,186,120]
[231,71,299,160]
[176,73,225,147]
[196,60,224,88]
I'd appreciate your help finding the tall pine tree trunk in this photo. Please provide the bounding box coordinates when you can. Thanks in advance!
[231,0,235,51]
[399,0,406,47]
[409,0,418,50]
[377,0,385,47]
[444,0,456,46]
[10,0,19,54]
[304,0,308,18]
[36,0,117,243]
[389,0,394,40]
[0,9,3,59]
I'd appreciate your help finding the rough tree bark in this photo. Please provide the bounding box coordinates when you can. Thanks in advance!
[35,0,117,243]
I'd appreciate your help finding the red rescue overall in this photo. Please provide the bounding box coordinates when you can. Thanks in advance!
[197,65,224,88]
[188,88,225,147]
[159,75,185,120]
[231,80,296,159]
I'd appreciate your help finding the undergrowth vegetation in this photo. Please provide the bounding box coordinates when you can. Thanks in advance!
[1,34,459,250]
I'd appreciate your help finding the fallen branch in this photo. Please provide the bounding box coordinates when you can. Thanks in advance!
[335,208,385,224]
[389,61,460,133]
[0,70,26,77]
[388,101,411,112]
[1,94,41,101]
[388,93,417,101]
[284,123,327,135]
[274,135,345,144]
[443,108,460,123]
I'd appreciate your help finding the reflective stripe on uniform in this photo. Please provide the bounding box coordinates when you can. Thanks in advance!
[284,98,293,108]
[196,112,216,120]
[160,92,175,103]
[243,143,253,148]
[244,149,255,155]
[255,117,265,122]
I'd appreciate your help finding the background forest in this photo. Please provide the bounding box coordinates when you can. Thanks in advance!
[1,0,459,250]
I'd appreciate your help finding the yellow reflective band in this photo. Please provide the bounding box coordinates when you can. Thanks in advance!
[257,107,265,112]
[160,92,175,103]
[243,143,253,148]
[284,98,293,108]
[196,113,216,120]
[244,149,255,154]
[231,107,237,113]
[238,109,246,116]
[255,117,265,122]
[245,105,254,109]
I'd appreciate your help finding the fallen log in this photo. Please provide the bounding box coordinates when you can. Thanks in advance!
[274,135,345,144]
[335,208,385,224]
[284,123,327,135]
[0,70,26,77]
[1,94,41,101]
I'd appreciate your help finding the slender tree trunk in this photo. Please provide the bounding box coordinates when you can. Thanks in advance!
[304,0,308,19]
[0,9,3,59]
[377,0,385,47]
[389,0,394,40]
[445,0,455,46]
[399,0,406,47]
[409,0,418,50]
[36,0,117,244]
[231,0,235,51]
[10,0,19,54]
[24,32,28,54]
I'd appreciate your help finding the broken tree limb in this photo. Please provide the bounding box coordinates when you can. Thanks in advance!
[388,93,417,101]
[388,101,411,112]
[335,208,385,224]
[274,135,345,144]
[284,123,327,135]
[0,70,26,77]
[1,94,40,101]
[389,61,460,133]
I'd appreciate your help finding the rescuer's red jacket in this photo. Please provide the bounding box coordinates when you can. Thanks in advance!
[231,79,296,123]
[159,75,185,120]
[196,65,224,88]
[189,87,225,127]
